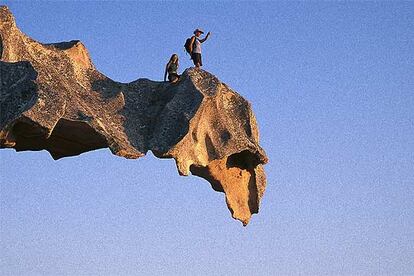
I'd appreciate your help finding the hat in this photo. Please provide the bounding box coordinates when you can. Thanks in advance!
[194,28,204,34]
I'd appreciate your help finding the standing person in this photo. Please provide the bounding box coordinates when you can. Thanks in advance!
[164,54,180,84]
[189,28,211,68]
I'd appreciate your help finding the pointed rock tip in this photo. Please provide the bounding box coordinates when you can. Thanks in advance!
[0,5,10,12]
[0,6,15,26]
[46,40,94,69]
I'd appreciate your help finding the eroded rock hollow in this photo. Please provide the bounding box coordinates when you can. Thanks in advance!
[0,6,268,225]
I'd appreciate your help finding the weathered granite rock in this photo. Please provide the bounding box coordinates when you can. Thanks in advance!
[0,6,268,225]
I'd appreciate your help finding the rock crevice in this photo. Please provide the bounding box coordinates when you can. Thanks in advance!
[0,6,268,225]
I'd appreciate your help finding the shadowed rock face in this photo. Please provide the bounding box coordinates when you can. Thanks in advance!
[0,6,268,225]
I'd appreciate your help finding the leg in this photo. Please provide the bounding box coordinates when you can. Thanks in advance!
[193,53,202,68]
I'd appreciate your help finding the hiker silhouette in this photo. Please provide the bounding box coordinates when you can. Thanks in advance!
[185,28,211,68]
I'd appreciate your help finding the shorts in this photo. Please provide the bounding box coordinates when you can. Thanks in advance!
[191,53,202,66]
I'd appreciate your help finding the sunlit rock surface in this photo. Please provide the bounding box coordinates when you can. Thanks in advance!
[0,6,268,225]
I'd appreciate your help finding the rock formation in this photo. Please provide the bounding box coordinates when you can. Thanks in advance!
[0,6,268,225]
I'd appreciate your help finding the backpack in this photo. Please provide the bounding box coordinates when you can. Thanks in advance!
[184,36,195,55]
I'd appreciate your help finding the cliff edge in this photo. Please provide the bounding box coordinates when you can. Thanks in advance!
[0,6,268,225]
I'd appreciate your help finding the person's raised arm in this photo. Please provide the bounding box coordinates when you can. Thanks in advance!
[199,32,211,43]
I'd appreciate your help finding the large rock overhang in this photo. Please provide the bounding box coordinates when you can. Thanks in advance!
[0,5,268,225]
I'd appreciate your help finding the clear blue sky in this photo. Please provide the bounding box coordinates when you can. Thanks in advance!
[1,1,413,275]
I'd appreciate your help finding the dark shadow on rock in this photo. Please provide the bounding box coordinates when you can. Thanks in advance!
[90,71,203,155]
[11,117,108,160]
[189,164,225,193]
[226,150,260,214]
[149,73,204,155]
[0,34,3,59]
[0,61,38,129]
[45,40,79,50]
[9,108,110,160]
[226,150,261,170]
[91,76,123,100]
[121,80,177,153]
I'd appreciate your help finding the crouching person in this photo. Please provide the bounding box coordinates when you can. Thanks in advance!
[164,54,180,84]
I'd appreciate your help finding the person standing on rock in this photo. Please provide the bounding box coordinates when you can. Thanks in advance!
[164,54,180,84]
[189,28,211,68]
